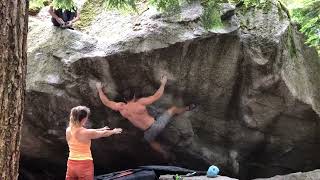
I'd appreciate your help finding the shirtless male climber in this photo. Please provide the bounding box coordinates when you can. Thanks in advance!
[95,76,196,158]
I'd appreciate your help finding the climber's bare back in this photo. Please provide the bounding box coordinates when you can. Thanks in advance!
[117,101,155,131]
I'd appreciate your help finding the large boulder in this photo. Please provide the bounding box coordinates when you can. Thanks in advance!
[236,1,320,179]
[22,0,320,179]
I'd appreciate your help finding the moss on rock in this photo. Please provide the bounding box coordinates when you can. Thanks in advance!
[29,0,45,16]
[287,26,298,58]
[75,0,104,30]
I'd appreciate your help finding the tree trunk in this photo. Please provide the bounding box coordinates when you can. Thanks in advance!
[0,0,28,179]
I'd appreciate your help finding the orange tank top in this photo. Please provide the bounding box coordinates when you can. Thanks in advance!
[68,128,93,160]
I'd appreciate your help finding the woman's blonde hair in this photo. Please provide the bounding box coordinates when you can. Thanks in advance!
[69,106,90,128]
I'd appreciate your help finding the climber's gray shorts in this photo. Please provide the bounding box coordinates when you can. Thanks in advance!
[144,112,172,142]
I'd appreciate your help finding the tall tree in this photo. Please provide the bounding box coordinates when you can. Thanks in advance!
[0,0,28,179]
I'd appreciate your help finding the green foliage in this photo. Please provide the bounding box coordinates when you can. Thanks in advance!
[102,0,228,29]
[29,0,76,11]
[29,0,45,11]
[240,0,260,7]
[103,0,182,12]
[201,0,224,29]
[149,0,181,12]
[104,0,138,11]
[230,0,274,12]
[76,0,104,29]
[229,0,260,7]
[289,0,320,54]
[51,0,76,11]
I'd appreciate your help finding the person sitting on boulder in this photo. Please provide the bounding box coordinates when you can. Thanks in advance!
[65,106,122,180]
[48,0,80,29]
[95,76,196,159]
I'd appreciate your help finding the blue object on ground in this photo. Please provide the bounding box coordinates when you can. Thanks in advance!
[206,165,219,178]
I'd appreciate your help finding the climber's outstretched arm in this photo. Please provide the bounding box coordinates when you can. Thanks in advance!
[138,76,167,105]
[96,82,124,111]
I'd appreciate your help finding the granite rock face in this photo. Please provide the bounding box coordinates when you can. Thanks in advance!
[22,1,320,179]
[254,169,320,180]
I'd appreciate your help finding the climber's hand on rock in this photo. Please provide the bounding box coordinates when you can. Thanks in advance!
[96,82,103,90]
[160,75,167,85]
